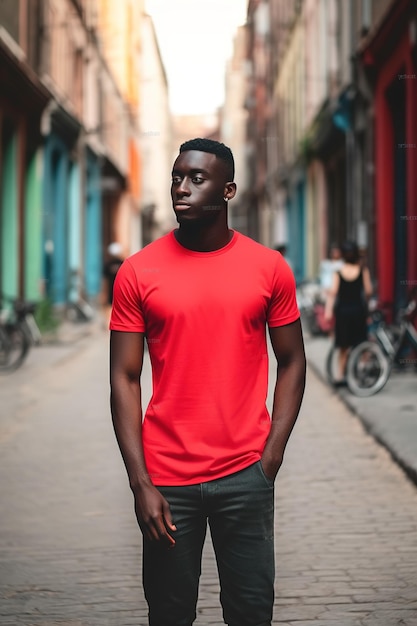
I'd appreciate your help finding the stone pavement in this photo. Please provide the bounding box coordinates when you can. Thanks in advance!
[305,335,417,486]
[0,323,416,625]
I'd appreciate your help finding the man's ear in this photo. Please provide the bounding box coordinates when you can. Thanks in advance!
[223,181,237,202]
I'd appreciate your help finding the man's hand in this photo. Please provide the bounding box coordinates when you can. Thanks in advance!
[261,447,283,482]
[133,484,177,548]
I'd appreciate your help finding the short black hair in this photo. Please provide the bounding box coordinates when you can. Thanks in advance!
[341,240,360,264]
[179,138,235,181]
[274,243,287,255]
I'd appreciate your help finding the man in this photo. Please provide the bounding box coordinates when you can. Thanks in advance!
[109,138,306,626]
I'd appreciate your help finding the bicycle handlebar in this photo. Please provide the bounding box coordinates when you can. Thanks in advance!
[0,294,37,316]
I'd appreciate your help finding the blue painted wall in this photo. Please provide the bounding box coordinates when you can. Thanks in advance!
[24,148,44,301]
[0,128,18,300]
[43,134,70,304]
[68,163,81,302]
[287,180,306,285]
[43,139,103,305]
[84,150,102,298]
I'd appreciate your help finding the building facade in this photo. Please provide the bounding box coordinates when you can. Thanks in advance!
[234,0,416,318]
[96,0,144,257]
[0,0,165,315]
[359,0,417,316]
[221,25,250,235]
[0,0,50,301]
[139,14,175,245]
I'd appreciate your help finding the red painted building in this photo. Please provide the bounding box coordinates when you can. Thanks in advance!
[361,0,417,315]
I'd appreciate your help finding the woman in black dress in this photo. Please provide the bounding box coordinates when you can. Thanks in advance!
[324,241,373,383]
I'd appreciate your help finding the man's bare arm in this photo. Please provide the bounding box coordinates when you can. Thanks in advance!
[110,331,176,546]
[262,319,306,480]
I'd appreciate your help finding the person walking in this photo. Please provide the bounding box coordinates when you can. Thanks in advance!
[102,242,124,325]
[324,240,373,384]
[319,243,344,293]
[109,138,306,626]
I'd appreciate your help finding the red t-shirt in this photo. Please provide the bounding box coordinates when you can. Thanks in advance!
[110,230,299,486]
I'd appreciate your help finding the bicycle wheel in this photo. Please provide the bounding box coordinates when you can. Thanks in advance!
[0,324,30,373]
[326,344,344,386]
[346,341,391,397]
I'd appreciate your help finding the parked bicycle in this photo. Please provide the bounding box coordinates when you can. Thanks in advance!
[345,294,417,397]
[67,269,95,323]
[326,301,380,387]
[0,295,42,373]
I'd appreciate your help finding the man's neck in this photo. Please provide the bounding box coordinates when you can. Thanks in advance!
[175,224,233,252]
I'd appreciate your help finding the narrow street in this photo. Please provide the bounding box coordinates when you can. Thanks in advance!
[0,330,416,626]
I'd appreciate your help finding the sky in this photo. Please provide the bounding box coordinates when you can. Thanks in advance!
[145,0,248,115]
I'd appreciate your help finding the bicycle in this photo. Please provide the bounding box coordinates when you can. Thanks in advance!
[0,295,42,373]
[67,269,95,323]
[345,295,417,397]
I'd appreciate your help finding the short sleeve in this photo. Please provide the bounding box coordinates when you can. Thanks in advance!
[267,256,300,327]
[109,259,146,332]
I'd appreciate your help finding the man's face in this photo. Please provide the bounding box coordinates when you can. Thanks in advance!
[171,150,232,224]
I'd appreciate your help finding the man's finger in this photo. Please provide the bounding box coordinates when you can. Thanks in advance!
[152,517,176,546]
[162,501,177,532]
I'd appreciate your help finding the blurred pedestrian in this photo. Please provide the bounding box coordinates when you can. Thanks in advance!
[319,243,344,293]
[313,243,344,334]
[324,240,372,384]
[274,242,293,270]
[103,242,124,325]
[109,138,306,625]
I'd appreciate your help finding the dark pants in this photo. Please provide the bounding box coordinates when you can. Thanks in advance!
[143,461,275,626]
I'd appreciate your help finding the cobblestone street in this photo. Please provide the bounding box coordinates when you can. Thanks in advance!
[0,331,416,625]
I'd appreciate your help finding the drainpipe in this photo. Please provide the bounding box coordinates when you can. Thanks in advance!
[348,0,355,241]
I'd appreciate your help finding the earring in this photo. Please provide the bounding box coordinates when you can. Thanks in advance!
[224,197,228,202]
